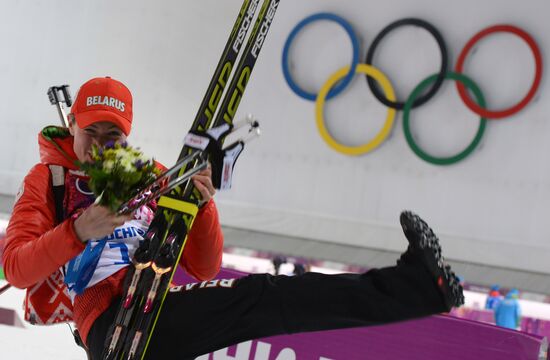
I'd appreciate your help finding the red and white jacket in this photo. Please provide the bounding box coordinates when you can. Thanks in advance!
[2,126,223,344]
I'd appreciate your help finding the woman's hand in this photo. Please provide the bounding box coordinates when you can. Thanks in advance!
[192,164,216,205]
[73,205,133,243]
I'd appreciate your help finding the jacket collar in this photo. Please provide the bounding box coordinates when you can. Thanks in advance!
[38,126,80,170]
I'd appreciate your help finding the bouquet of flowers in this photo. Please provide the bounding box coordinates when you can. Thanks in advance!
[80,141,161,212]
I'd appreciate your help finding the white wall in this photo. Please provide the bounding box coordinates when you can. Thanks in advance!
[0,0,549,274]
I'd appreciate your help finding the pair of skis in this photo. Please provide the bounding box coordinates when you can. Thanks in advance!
[103,0,280,359]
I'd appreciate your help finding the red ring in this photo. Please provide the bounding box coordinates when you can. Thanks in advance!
[455,25,543,119]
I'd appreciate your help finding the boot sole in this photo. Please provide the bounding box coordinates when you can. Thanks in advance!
[400,211,465,310]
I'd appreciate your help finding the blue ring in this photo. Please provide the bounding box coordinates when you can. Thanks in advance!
[282,13,360,101]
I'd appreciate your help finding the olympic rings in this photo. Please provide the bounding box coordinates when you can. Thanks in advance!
[282,13,543,164]
[282,13,360,101]
[455,25,543,119]
[365,18,448,110]
[403,72,487,165]
[316,64,396,156]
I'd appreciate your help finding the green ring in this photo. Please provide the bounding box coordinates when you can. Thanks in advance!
[403,72,487,165]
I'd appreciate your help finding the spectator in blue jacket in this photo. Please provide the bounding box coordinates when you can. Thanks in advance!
[494,288,521,330]
[485,284,502,310]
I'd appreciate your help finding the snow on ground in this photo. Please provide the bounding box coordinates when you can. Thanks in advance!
[0,280,86,360]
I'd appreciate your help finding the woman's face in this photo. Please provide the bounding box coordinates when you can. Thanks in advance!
[69,119,127,163]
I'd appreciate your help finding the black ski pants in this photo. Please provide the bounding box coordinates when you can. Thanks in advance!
[87,259,447,359]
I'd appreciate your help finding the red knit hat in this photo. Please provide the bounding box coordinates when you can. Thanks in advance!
[71,76,133,135]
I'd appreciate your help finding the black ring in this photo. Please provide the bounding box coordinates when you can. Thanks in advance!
[365,18,448,110]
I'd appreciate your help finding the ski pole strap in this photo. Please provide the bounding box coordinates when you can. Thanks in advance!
[184,123,232,152]
[184,123,245,190]
[219,142,244,190]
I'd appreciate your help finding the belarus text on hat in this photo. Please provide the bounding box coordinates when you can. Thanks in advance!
[72,76,133,135]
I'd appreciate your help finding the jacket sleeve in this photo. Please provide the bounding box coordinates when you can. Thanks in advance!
[179,199,223,281]
[2,164,85,288]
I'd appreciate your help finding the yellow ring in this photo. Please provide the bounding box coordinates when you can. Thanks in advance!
[315,64,396,156]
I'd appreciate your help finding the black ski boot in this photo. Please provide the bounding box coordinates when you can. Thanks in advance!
[399,210,465,311]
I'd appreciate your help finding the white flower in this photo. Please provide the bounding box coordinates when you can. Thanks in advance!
[103,160,114,171]
[120,158,134,173]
